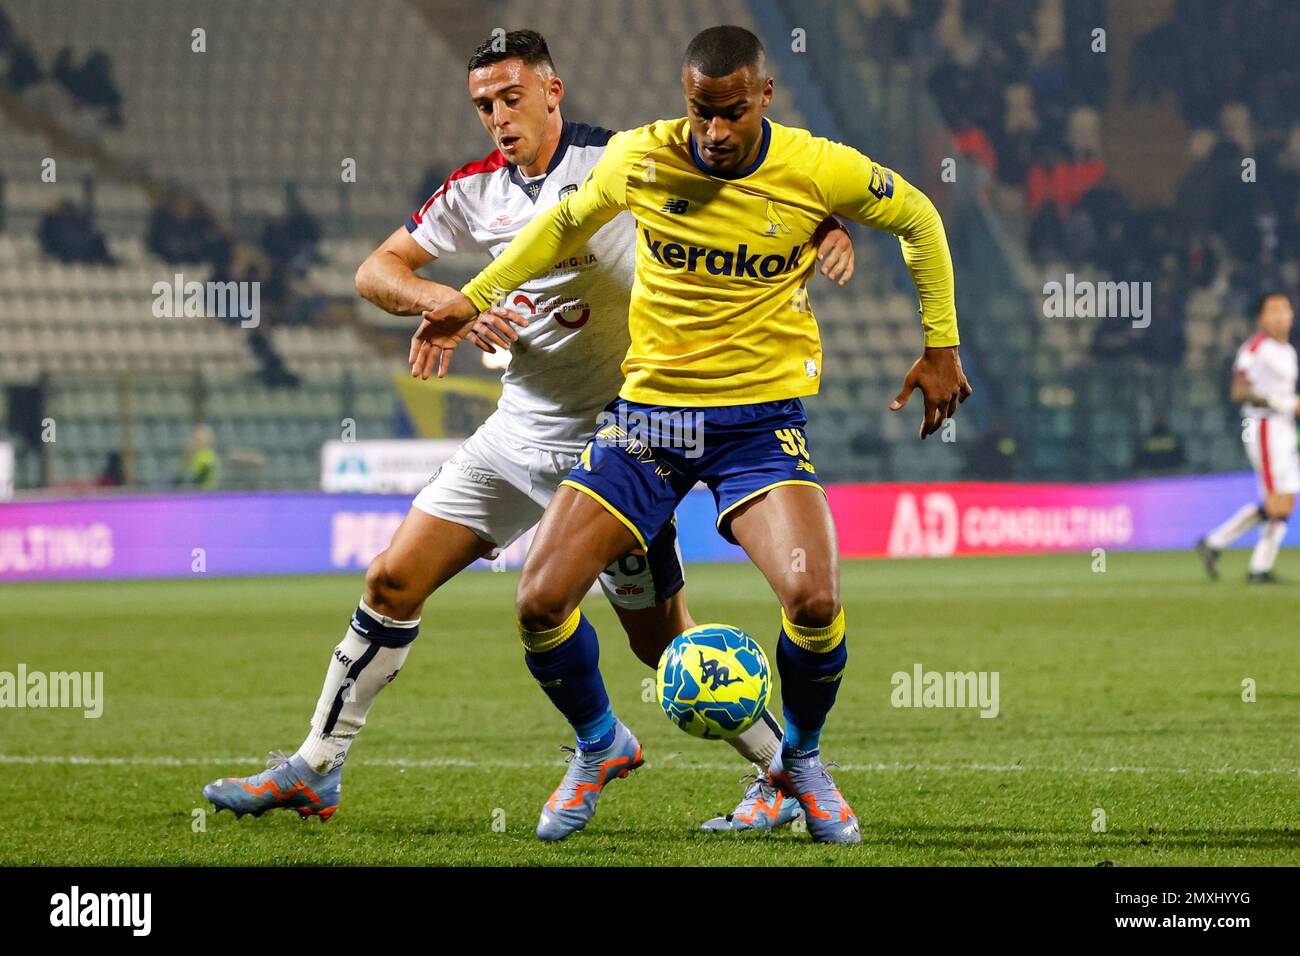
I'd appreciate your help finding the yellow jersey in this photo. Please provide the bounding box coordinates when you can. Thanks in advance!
[462,117,958,406]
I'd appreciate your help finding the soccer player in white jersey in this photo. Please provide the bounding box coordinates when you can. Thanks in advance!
[1198,293,1298,582]
[202,29,854,829]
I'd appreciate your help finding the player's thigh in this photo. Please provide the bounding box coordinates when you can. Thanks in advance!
[612,589,694,669]
[703,400,838,623]
[517,485,642,627]
[379,433,540,608]
[1261,420,1300,514]
[365,508,494,612]
[519,407,693,625]
[599,515,686,610]
[602,519,693,666]
[727,483,841,626]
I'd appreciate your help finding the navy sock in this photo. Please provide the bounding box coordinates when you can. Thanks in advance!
[776,609,847,757]
[522,609,616,751]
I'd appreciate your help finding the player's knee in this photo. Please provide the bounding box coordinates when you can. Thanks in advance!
[782,585,840,629]
[1265,496,1294,521]
[515,579,572,633]
[364,552,424,620]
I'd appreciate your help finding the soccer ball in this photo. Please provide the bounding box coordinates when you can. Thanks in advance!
[656,624,770,740]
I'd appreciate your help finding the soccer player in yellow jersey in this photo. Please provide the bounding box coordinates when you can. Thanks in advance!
[413,25,972,844]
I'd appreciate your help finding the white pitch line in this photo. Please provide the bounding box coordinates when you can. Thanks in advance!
[0,754,1296,776]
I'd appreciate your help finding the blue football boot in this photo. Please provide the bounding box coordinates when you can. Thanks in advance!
[700,767,804,832]
[769,750,860,844]
[536,720,643,842]
[203,751,341,822]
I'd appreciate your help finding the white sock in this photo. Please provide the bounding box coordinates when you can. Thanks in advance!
[296,600,418,774]
[1206,502,1264,549]
[727,708,783,768]
[1249,520,1287,574]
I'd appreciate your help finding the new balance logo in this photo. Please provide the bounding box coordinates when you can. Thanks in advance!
[661,198,689,214]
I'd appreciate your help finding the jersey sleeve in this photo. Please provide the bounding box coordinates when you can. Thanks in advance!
[460,132,635,310]
[1233,343,1257,375]
[820,141,959,348]
[406,182,475,258]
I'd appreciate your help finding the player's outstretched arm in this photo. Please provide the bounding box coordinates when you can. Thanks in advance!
[822,142,971,438]
[355,226,461,317]
[409,141,632,380]
[459,132,632,313]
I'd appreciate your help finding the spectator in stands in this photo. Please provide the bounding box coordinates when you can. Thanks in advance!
[1138,266,1189,369]
[95,451,125,488]
[146,190,231,267]
[37,200,114,265]
[259,198,322,274]
[175,424,218,491]
[1,34,40,93]
[995,84,1039,187]
[53,46,123,126]
[1134,417,1185,474]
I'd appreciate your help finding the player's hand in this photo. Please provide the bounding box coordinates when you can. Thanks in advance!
[1266,394,1300,416]
[889,345,973,440]
[467,305,530,354]
[812,216,854,286]
[407,291,480,380]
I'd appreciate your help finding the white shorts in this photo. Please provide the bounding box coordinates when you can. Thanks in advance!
[412,412,685,609]
[1244,415,1300,496]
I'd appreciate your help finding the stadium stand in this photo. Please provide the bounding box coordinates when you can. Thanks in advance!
[2,0,1294,494]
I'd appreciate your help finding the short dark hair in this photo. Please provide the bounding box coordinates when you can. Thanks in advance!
[467,29,555,73]
[683,25,766,78]
[1253,292,1291,316]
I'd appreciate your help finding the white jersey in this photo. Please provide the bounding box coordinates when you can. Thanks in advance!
[1235,332,1298,421]
[1235,332,1300,495]
[406,120,633,451]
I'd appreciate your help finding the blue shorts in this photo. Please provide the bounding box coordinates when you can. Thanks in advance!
[560,398,825,548]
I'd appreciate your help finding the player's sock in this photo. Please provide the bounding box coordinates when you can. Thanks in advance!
[522,608,617,751]
[295,601,418,774]
[1249,519,1287,574]
[726,708,783,768]
[775,608,847,758]
[1206,502,1266,549]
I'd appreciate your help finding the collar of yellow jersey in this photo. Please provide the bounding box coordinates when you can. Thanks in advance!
[688,118,772,181]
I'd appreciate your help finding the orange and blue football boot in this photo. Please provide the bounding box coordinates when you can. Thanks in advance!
[769,750,860,844]
[536,720,643,841]
[203,751,340,822]
[700,768,804,832]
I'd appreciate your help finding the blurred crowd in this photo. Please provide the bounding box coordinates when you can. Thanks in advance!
[0,6,123,126]
[859,0,1299,369]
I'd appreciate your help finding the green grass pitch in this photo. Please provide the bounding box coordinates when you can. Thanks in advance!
[1,550,1296,866]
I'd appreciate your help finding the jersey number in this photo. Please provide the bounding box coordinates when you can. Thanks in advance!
[775,428,809,458]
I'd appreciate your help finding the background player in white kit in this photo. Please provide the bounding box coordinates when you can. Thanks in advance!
[1199,293,1298,582]
[202,30,855,828]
